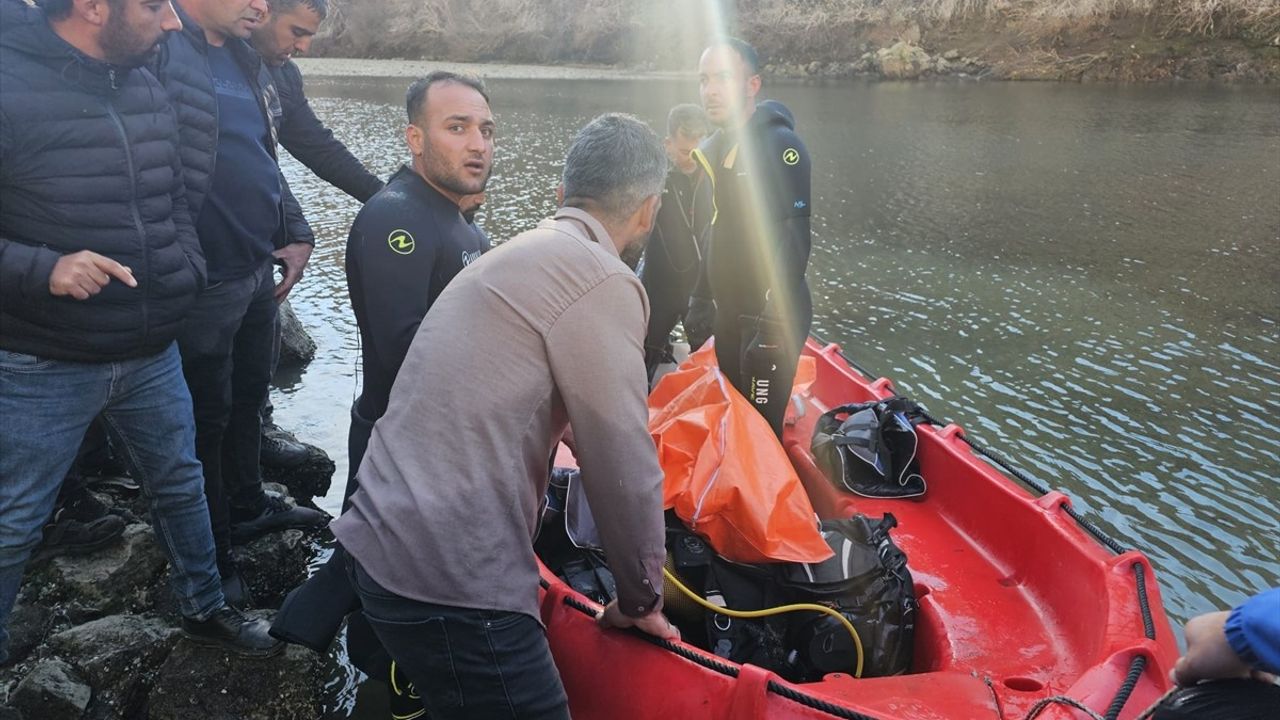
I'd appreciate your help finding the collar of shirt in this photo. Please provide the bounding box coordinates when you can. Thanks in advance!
[545,206,620,260]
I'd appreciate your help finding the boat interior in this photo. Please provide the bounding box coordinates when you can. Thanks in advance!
[536,339,1177,720]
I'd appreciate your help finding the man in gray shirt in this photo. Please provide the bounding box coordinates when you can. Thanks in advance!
[331,113,676,718]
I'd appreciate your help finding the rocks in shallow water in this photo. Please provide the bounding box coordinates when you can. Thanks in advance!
[147,635,321,720]
[943,49,961,61]
[27,524,166,621]
[877,41,932,80]
[10,658,90,719]
[45,615,178,720]
[277,300,316,369]
[233,530,312,609]
[260,444,335,505]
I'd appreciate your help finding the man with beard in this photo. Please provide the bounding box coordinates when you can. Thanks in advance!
[331,113,677,717]
[319,71,492,720]
[154,0,325,607]
[343,72,494,505]
[0,0,279,661]
[249,0,383,470]
[693,38,813,438]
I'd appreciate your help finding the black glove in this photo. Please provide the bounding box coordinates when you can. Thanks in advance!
[684,297,716,351]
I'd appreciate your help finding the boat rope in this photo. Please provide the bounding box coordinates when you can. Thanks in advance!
[809,332,1161,720]
[546,578,885,720]
[661,565,866,678]
[1022,695,1107,720]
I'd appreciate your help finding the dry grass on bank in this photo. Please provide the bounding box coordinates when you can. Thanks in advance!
[315,0,1280,69]
[756,0,1280,38]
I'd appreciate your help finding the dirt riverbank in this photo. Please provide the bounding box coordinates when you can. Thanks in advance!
[308,0,1280,82]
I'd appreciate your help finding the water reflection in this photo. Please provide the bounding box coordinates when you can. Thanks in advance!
[274,73,1280,718]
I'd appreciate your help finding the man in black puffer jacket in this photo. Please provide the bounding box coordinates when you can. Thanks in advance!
[0,0,280,663]
[153,0,325,603]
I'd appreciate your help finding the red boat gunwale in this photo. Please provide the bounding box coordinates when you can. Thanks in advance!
[538,338,1179,720]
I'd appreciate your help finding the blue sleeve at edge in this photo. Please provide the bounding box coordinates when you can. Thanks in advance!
[1224,586,1280,674]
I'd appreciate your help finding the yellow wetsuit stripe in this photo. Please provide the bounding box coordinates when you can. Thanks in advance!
[691,147,718,225]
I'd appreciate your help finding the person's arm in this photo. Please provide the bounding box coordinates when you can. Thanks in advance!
[1174,587,1280,686]
[761,127,811,321]
[545,275,670,627]
[349,211,438,382]
[0,109,56,305]
[275,61,383,203]
[1224,587,1280,675]
[164,101,206,289]
[273,173,314,300]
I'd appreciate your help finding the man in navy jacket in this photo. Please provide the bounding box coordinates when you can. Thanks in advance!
[154,0,325,605]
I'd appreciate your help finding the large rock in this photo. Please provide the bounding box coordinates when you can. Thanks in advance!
[4,601,51,665]
[233,530,313,610]
[260,445,335,504]
[276,300,316,370]
[27,525,167,621]
[877,41,932,80]
[9,658,90,720]
[147,634,321,720]
[45,615,178,720]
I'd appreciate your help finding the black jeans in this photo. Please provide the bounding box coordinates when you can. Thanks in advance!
[178,262,276,569]
[347,558,570,720]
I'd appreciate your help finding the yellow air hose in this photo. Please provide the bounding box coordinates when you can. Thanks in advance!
[660,566,866,678]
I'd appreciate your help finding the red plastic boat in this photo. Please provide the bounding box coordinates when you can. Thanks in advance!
[536,338,1179,720]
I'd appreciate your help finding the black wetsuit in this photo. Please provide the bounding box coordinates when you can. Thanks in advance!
[693,100,812,437]
[640,165,713,378]
[344,165,489,499]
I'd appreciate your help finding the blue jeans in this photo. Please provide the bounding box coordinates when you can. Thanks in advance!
[0,343,224,663]
[348,558,570,720]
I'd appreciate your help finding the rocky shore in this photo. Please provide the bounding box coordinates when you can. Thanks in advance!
[0,302,333,720]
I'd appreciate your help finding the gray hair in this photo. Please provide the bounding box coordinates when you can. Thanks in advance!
[561,113,667,220]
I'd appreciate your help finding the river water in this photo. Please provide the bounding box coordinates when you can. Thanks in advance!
[270,70,1280,716]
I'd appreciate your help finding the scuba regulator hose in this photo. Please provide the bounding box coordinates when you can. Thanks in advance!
[660,566,866,678]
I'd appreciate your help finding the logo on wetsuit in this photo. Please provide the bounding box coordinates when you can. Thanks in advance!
[782,148,800,166]
[461,249,482,266]
[387,229,415,255]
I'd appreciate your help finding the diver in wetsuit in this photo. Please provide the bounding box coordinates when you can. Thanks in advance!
[341,70,495,720]
[641,103,714,380]
[693,38,813,438]
[345,71,495,505]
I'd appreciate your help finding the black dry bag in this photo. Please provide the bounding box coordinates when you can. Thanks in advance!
[811,397,928,498]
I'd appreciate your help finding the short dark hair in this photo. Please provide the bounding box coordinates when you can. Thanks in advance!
[666,104,708,139]
[271,0,328,21]
[35,0,76,20]
[37,0,125,20]
[405,71,490,124]
[708,36,761,75]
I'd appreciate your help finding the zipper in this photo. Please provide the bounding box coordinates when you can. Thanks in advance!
[104,97,149,339]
